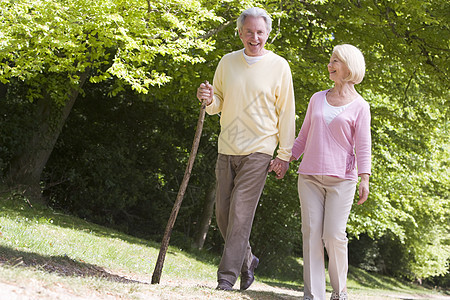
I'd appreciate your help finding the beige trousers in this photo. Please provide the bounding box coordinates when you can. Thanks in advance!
[215,152,271,285]
[298,174,356,300]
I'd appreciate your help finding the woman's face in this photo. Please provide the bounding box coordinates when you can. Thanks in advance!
[239,16,269,57]
[328,53,350,83]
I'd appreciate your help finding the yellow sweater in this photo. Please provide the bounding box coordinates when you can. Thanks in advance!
[206,49,295,161]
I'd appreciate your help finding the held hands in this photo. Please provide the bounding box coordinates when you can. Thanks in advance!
[197,81,214,105]
[268,157,289,179]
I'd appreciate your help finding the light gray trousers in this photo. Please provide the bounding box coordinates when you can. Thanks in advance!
[215,152,271,285]
[298,174,356,299]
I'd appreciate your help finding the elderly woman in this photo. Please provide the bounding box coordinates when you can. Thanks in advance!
[287,44,371,300]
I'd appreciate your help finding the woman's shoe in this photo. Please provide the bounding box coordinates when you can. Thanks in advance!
[330,291,348,300]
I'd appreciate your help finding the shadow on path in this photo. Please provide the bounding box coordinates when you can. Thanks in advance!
[0,245,144,284]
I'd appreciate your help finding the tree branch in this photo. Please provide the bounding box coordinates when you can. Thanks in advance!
[199,20,234,40]
[403,71,415,104]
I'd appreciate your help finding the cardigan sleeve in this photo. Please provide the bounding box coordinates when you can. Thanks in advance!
[355,101,372,175]
[292,96,314,160]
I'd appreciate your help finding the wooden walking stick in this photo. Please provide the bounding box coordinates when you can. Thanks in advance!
[151,83,209,284]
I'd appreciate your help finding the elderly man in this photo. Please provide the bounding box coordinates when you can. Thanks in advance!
[196,7,295,291]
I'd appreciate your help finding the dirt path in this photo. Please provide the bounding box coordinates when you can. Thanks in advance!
[1,277,449,300]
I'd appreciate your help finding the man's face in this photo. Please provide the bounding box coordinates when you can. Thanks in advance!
[239,16,269,57]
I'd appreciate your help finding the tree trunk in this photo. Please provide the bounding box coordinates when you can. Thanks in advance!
[192,181,216,250]
[7,72,89,203]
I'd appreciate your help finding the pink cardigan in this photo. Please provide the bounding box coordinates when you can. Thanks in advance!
[292,90,372,182]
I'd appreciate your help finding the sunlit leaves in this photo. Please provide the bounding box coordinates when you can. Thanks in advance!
[247,0,449,280]
[1,0,447,281]
[0,0,221,100]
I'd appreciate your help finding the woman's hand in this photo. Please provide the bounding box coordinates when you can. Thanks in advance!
[268,158,289,179]
[357,173,370,205]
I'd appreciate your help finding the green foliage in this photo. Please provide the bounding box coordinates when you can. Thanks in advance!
[318,0,450,280]
[43,82,196,236]
[0,0,220,101]
[263,0,450,281]
[0,80,39,178]
[0,0,448,285]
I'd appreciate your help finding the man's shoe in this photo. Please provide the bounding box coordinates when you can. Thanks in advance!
[240,255,259,290]
[216,279,233,291]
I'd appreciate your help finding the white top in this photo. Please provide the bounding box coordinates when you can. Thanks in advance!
[243,50,266,65]
[323,95,353,125]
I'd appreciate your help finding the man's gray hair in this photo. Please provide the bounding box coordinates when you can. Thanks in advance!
[237,7,272,33]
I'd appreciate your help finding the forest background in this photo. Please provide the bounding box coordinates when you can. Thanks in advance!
[0,0,448,288]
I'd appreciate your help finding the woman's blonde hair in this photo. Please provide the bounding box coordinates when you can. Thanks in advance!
[333,44,366,84]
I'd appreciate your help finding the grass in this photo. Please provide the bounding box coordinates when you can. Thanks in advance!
[0,190,449,299]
